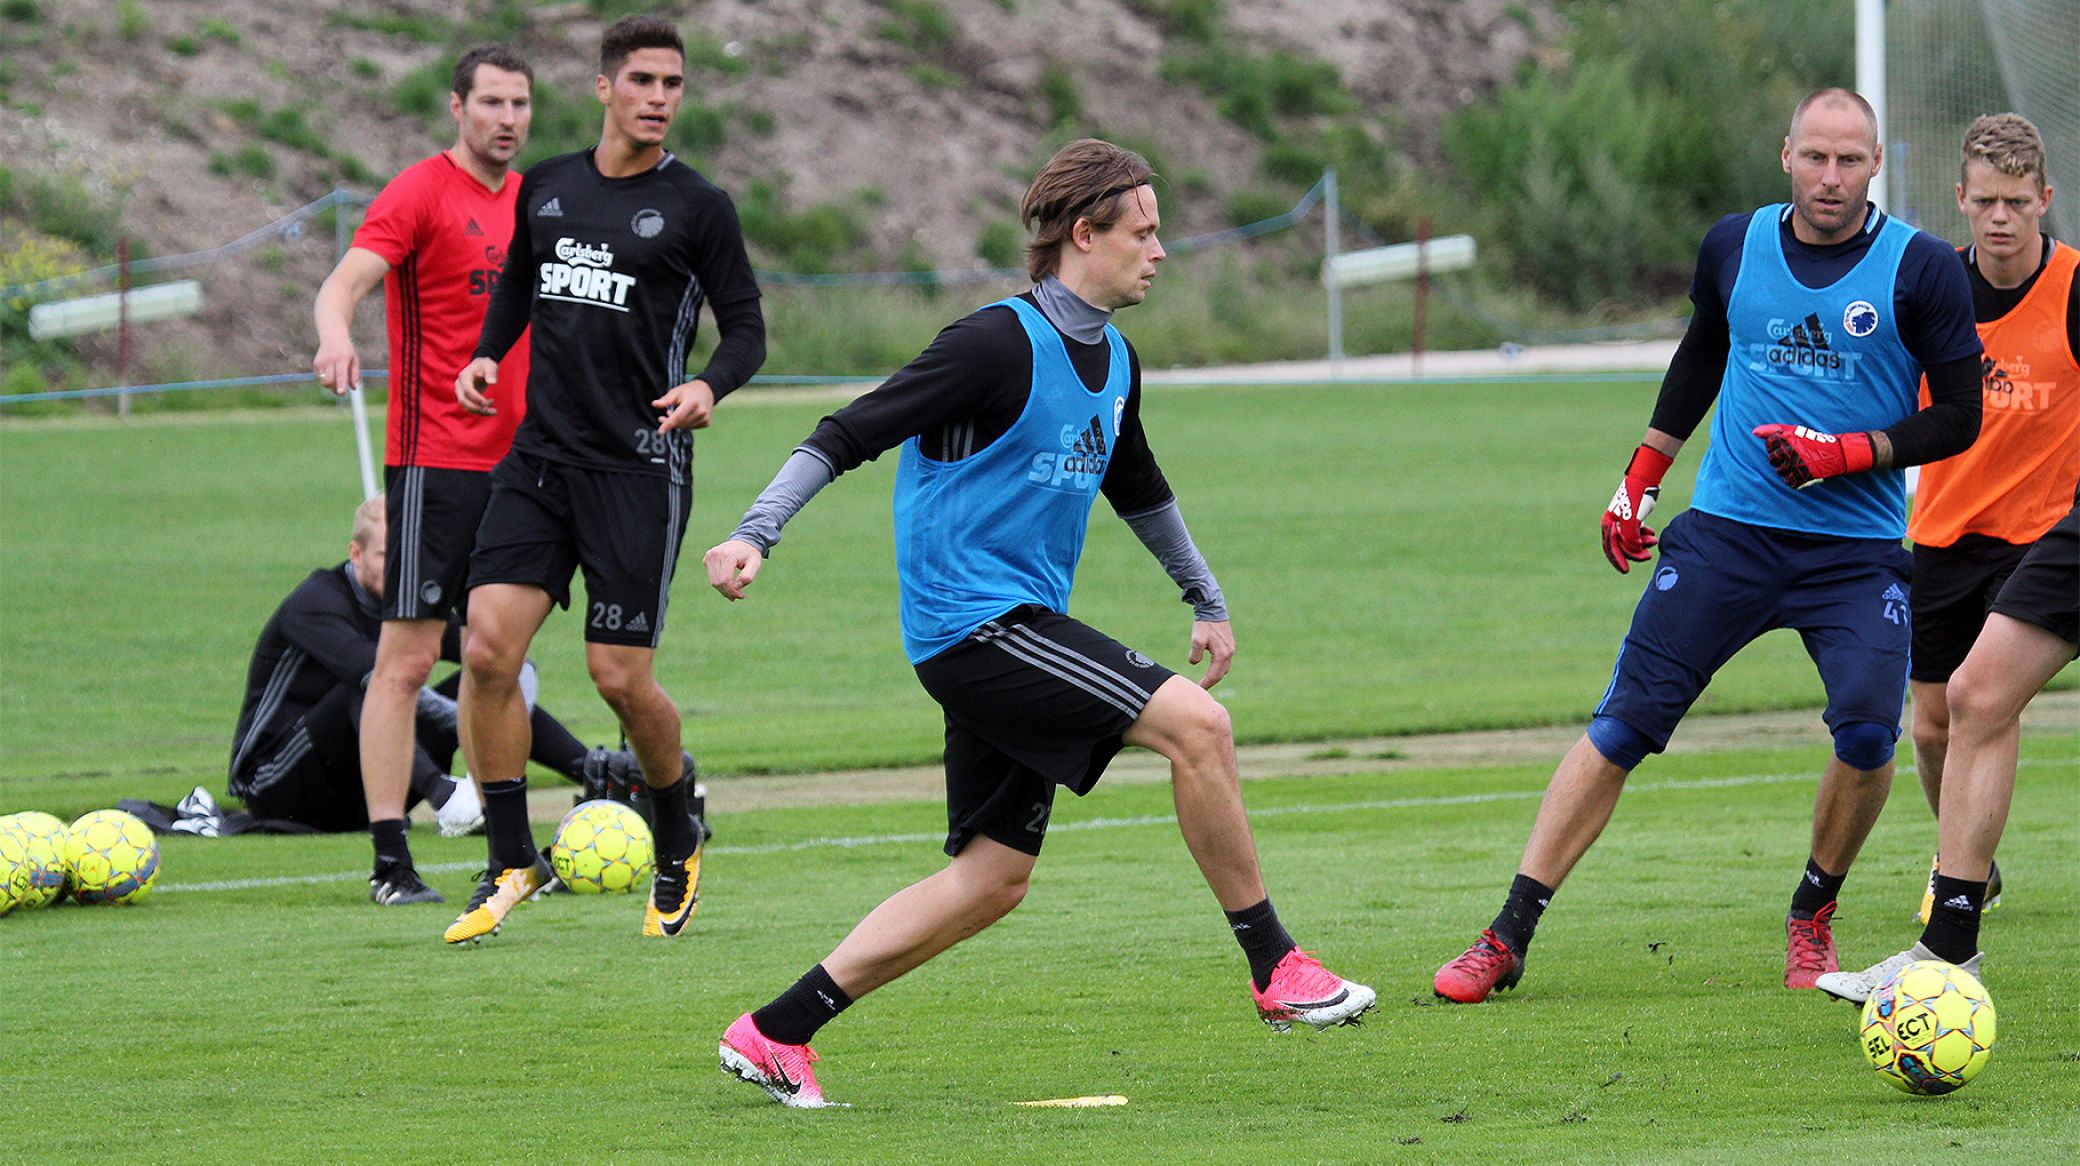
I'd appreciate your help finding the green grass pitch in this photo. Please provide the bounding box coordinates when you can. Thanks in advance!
[3,378,1878,806]
[4,747,2077,1162]
[3,380,2077,1160]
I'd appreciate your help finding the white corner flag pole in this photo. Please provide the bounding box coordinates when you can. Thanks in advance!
[348,385,379,500]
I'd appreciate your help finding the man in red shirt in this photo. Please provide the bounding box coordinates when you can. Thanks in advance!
[310,44,535,905]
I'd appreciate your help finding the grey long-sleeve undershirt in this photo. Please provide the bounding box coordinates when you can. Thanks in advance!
[729,451,1228,622]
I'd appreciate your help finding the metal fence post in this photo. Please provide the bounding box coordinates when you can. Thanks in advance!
[1322,167,1342,371]
[336,189,380,500]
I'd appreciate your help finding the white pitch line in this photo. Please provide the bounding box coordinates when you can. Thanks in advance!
[160,757,2075,894]
[159,762,2072,895]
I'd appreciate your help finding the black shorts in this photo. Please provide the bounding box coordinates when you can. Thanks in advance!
[468,453,690,647]
[383,466,492,621]
[913,606,1177,858]
[1988,505,2080,649]
[1910,535,2033,683]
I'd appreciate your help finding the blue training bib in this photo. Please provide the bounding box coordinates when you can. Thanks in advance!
[892,297,1131,663]
[1691,205,1923,539]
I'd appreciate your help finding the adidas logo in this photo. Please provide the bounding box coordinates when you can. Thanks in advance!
[1070,415,1108,459]
[1882,583,1907,605]
[1769,312,1844,370]
[464,218,484,237]
[1781,313,1832,351]
[624,612,649,634]
[1025,415,1110,487]
[1942,895,1975,912]
[1981,356,2016,395]
[539,197,563,218]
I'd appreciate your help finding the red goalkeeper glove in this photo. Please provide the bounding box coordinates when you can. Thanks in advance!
[1601,444,1673,574]
[1751,424,1875,489]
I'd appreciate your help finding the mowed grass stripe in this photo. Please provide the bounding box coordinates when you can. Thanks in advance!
[153,755,2074,893]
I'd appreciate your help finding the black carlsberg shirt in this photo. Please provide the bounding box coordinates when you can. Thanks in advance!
[475,148,765,482]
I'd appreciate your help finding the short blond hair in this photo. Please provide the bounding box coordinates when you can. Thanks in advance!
[350,495,385,550]
[1961,112,2048,189]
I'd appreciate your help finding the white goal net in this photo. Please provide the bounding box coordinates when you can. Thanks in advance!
[1884,0,2079,245]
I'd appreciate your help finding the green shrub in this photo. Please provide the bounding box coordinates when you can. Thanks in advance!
[1,167,121,254]
[325,8,448,43]
[165,33,198,55]
[1126,0,1221,44]
[389,59,448,121]
[977,219,1024,269]
[217,97,263,127]
[686,28,749,76]
[1226,189,1289,227]
[232,144,275,180]
[877,0,957,56]
[196,17,239,45]
[585,0,651,20]
[1,0,39,23]
[336,154,378,186]
[116,0,147,42]
[1163,45,1352,140]
[908,64,960,89]
[1440,0,1852,307]
[737,180,873,273]
[349,57,381,80]
[1038,62,1079,128]
[260,106,329,155]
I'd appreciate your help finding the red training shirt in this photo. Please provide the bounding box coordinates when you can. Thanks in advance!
[353,152,530,471]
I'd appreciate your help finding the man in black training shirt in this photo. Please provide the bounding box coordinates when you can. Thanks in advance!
[446,14,764,944]
[228,498,603,858]
[705,140,1374,1109]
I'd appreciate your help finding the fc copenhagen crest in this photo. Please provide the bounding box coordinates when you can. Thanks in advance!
[1843,300,1879,338]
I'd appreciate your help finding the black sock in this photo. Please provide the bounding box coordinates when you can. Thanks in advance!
[1918,874,1987,964]
[480,778,537,870]
[1489,873,1555,956]
[752,964,854,1046]
[529,707,591,779]
[1789,857,1844,919]
[649,771,697,863]
[370,818,411,870]
[1224,899,1297,991]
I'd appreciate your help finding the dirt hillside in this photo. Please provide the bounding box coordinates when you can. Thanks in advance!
[1,0,1552,382]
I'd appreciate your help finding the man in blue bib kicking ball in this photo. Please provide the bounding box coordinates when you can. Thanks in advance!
[1434,88,1985,1003]
[704,139,1375,1107]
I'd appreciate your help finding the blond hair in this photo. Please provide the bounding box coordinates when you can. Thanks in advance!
[1020,139,1156,282]
[350,495,385,549]
[1961,112,2048,189]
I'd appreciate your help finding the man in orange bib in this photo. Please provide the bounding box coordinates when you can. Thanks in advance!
[1903,112,2079,922]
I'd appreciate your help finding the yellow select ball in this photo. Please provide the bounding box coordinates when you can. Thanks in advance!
[551,800,655,894]
[65,809,161,905]
[1,811,73,910]
[1859,960,1996,1095]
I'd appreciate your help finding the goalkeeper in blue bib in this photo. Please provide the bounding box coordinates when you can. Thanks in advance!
[703,139,1375,1108]
[1434,89,1985,1004]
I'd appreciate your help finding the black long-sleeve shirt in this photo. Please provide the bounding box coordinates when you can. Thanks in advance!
[475,148,765,481]
[227,566,462,796]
